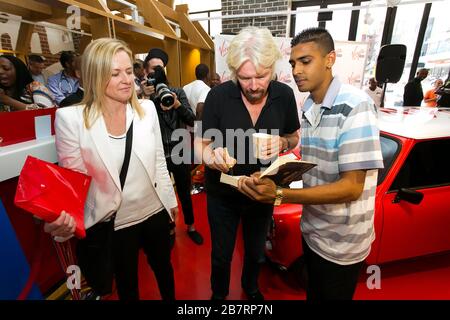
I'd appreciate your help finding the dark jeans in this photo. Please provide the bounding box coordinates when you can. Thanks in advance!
[166,156,194,226]
[302,237,363,301]
[113,210,175,300]
[207,194,272,298]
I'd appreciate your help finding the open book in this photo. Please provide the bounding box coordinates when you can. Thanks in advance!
[220,153,316,188]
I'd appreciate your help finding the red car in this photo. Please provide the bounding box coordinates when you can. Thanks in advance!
[267,107,450,279]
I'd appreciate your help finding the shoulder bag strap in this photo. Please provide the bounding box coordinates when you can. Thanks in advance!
[119,120,133,191]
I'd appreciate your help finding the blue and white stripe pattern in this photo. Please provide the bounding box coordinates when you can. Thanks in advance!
[300,77,384,265]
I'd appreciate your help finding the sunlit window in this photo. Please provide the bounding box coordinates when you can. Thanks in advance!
[356,3,386,86]
[386,2,425,106]
[326,3,352,41]
[294,6,320,35]
[418,1,450,95]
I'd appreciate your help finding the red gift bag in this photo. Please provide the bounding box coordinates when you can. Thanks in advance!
[14,156,91,239]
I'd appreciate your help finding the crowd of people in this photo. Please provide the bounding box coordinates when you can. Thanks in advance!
[2,24,448,301]
[363,68,449,109]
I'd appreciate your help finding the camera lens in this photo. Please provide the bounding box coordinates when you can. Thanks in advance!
[156,83,175,107]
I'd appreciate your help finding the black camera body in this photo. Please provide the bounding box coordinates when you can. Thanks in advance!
[146,77,156,87]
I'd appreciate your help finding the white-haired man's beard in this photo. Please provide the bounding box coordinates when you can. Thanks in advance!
[242,88,266,103]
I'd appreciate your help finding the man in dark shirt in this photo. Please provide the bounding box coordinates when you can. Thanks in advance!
[144,48,204,247]
[194,27,299,300]
[403,68,428,106]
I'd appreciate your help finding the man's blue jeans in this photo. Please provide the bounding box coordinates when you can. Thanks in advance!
[207,193,273,298]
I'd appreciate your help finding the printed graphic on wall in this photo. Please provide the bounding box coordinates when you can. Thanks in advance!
[214,35,368,109]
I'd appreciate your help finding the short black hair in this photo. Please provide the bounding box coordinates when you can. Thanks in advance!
[417,68,429,74]
[291,28,334,55]
[28,54,44,63]
[59,51,77,69]
[195,63,209,80]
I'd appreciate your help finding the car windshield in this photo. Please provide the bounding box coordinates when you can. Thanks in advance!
[378,134,400,185]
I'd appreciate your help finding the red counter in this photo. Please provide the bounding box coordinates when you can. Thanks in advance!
[0,108,64,299]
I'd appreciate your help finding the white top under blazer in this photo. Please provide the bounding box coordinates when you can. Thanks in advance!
[54,99,178,230]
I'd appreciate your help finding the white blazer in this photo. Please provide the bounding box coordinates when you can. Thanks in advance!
[54,99,178,230]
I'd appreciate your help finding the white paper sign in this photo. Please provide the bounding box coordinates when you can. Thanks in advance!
[214,35,368,109]
[34,115,52,140]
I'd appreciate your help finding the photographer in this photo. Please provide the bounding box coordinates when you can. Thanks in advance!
[144,48,204,246]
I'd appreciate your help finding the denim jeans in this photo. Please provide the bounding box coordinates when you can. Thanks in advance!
[207,194,272,298]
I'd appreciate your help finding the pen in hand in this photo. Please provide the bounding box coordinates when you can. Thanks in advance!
[223,147,236,176]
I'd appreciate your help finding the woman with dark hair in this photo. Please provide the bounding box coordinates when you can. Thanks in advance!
[0,55,55,112]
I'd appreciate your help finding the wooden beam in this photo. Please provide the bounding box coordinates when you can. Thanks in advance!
[63,0,111,13]
[200,49,212,68]
[135,0,176,37]
[94,0,111,13]
[14,22,34,61]
[87,16,111,39]
[113,18,171,42]
[57,0,179,40]
[164,38,180,87]
[154,0,178,22]
[0,0,51,16]
[175,3,188,14]
[58,0,115,18]
[177,37,210,51]
[158,0,174,9]
[116,29,165,54]
[192,21,214,49]
[77,34,92,53]
[43,6,90,30]
[0,0,52,20]
[176,5,211,50]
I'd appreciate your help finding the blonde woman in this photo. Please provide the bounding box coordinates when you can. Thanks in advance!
[44,38,178,300]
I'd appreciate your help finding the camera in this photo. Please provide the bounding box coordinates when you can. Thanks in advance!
[146,77,156,86]
[147,65,175,108]
[155,83,175,107]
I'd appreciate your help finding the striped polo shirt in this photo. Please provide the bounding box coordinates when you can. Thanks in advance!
[300,77,384,265]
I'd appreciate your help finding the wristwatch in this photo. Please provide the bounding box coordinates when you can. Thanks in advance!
[274,186,284,206]
[281,137,290,153]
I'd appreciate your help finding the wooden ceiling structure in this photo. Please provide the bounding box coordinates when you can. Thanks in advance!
[0,0,215,85]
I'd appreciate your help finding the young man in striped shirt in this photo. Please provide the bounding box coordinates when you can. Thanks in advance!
[238,28,384,300]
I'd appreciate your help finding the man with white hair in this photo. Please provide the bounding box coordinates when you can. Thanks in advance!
[194,26,300,300]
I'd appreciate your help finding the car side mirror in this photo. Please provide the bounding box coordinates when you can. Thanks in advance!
[392,188,424,204]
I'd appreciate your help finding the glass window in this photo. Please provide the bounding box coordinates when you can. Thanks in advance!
[356,2,387,86]
[189,12,208,34]
[210,10,222,37]
[390,138,450,191]
[385,2,426,107]
[378,134,401,185]
[418,1,450,95]
[175,0,220,12]
[294,6,320,35]
[325,3,353,41]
